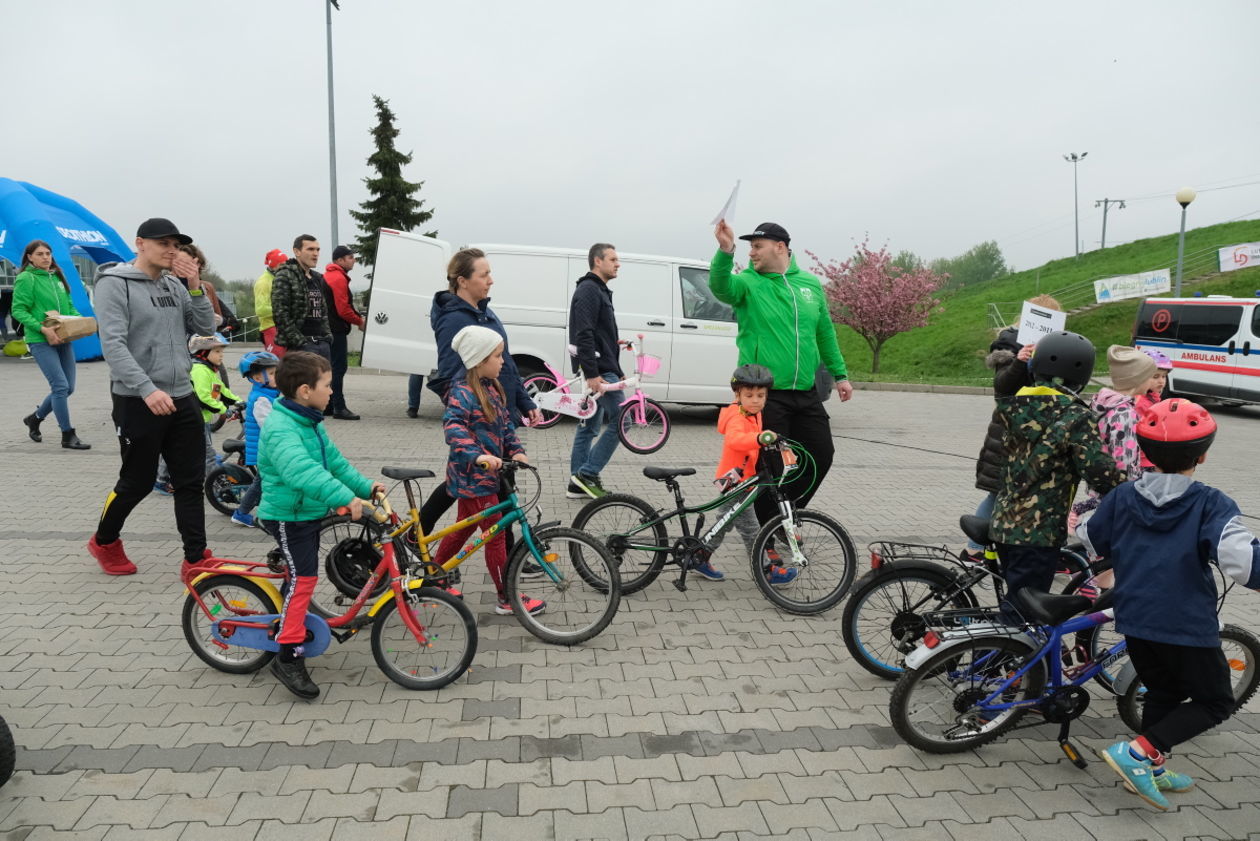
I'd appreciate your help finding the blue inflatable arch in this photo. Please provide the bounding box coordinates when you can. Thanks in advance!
[0,178,135,361]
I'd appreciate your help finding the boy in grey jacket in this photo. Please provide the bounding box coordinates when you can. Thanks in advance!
[88,218,216,576]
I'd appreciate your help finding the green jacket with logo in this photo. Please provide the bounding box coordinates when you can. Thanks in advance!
[12,267,79,344]
[708,249,848,390]
[257,399,373,522]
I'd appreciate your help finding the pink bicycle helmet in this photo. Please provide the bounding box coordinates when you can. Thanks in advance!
[1142,348,1173,370]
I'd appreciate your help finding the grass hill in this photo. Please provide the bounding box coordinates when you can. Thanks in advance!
[833,219,1260,385]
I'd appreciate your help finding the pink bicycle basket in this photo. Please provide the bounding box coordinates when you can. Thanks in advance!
[637,354,662,376]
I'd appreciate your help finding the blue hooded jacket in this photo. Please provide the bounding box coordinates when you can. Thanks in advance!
[428,290,536,421]
[1079,472,1260,647]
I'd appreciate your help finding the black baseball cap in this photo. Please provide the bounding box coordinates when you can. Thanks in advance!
[331,245,356,260]
[739,222,790,244]
[136,218,192,244]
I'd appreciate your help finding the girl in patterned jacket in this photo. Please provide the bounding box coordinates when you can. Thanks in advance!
[431,326,544,616]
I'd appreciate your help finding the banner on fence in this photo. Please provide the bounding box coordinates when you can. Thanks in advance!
[1218,242,1260,273]
[1093,268,1171,303]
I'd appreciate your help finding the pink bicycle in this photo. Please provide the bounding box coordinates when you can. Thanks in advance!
[524,334,672,455]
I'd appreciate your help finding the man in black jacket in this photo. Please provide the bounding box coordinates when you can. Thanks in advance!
[566,243,622,499]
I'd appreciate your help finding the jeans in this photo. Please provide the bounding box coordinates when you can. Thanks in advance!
[569,372,622,478]
[29,340,77,431]
[329,332,350,411]
[966,492,997,552]
[408,374,425,410]
[96,393,207,563]
[238,471,262,515]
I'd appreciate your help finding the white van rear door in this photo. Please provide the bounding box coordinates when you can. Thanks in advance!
[599,259,672,400]
[1233,303,1260,403]
[361,229,450,375]
[670,264,739,404]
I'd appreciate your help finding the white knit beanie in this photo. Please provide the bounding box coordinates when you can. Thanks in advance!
[451,325,503,370]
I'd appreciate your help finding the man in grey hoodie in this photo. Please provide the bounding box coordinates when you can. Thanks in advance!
[87,218,216,576]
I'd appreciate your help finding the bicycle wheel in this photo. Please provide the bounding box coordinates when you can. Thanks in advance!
[842,561,981,681]
[370,586,478,690]
[570,493,669,595]
[506,527,621,645]
[890,636,1047,754]
[310,514,389,619]
[522,374,564,429]
[0,715,14,789]
[617,397,671,455]
[1118,623,1260,732]
[204,464,252,516]
[182,575,279,674]
[751,509,857,615]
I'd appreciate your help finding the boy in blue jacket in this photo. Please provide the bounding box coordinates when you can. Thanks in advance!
[1079,399,1260,810]
[231,350,280,528]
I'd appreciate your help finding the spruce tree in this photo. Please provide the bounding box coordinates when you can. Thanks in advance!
[350,95,436,267]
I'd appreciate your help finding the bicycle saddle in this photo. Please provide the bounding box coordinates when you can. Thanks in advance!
[1012,588,1093,626]
[381,466,436,481]
[958,515,991,547]
[643,466,696,481]
[223,438,245,454]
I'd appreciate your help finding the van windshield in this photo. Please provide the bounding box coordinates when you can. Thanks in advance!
[1135,302,1242,346]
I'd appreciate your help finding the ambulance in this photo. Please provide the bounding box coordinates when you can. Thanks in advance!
[1132,295,1260,405]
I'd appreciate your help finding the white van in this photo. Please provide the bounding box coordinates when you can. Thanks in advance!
[1133,295,1260,404]
[360,229,739,404]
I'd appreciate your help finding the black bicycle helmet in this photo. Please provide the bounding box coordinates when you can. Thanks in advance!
[730,363,774,390]
[1029,331,1095,392]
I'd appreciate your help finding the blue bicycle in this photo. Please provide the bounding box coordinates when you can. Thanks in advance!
[889,588,1260,765]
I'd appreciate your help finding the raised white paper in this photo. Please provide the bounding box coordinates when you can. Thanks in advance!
[1016,300,1067,346]
[710,180,741,225]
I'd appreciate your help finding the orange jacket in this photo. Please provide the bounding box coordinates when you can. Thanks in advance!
[715,403,762,480]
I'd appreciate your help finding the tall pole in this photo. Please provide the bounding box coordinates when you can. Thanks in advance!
[1064,152,1088,257]
[1173,187,1197,297]
[325,0,339,248]
[1095,198,1126,250]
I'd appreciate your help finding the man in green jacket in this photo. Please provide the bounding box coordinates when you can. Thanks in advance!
[711,220,852,525]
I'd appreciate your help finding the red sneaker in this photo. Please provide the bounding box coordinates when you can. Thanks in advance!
[88,536,137,575]
[180,549,215,580]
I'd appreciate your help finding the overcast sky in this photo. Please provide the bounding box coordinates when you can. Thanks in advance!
[7,1,1259,287]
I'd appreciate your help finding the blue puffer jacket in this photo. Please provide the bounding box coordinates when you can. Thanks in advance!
[243,381,280,466]
[427,291,535,421]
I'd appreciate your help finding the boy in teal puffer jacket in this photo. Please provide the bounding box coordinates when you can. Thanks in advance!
[258,351,383,700]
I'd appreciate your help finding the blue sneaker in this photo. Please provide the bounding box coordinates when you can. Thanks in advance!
[153,481,174,496]
[766,565,799,586]
[1152,766,1195,793]
[231,511,256,528]
[1100,741,1168,810]
[693,561,724,581]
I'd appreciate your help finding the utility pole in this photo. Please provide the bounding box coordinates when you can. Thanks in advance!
[1063,152,1088,257]
[1094,198,1126,250]
[326,0,341,248]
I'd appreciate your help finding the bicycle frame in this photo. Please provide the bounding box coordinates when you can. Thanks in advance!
[532,334,655,421]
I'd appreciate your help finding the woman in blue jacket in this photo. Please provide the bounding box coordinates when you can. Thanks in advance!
[418,249,540,551]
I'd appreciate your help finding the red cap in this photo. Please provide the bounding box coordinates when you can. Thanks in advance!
[265,249,287,271]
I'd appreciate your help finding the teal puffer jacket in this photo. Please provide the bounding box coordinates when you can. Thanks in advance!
[257,399,373,522]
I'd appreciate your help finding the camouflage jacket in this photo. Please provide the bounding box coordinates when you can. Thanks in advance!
[270,259,330,349]
[990,387,1125,547]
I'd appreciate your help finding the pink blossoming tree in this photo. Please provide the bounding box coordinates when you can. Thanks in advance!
[809,241,947,375]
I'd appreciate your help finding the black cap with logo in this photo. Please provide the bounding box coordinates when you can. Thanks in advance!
[331,245,356,260]
[135,218,192,244]
[738,222,790,244]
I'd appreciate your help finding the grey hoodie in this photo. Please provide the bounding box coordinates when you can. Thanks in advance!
[94,262,215,399]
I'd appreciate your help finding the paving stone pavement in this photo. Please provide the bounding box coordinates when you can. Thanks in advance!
[2,349,1259,841]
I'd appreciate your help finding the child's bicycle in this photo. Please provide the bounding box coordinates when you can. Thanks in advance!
[523,334,671,455]
[571,432,857,614]
[180,492,477,690]
[840,514,1109,681]
[204,434,254,516]
[314,461,622,645]
[888,586,1260,765]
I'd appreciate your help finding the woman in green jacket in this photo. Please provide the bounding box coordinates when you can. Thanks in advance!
[13,240,90,449]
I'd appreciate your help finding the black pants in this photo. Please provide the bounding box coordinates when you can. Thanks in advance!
[420,476,517,560]
[298,337,332,361]
[329,332,350,411]
[753,389,834,526]
[1126,635,1235,753]
[995,543,1059,621]
[96,393,207,562]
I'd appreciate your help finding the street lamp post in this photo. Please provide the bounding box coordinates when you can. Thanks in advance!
[326,0,340,248]
[1174,187,1197,296]
[1063,152,1088,257]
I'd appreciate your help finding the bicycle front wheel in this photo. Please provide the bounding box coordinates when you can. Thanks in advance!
[890,636,1046,754]
[617,397,671,455]
[1118,623,1260,732]
[522,374,563,429]
[371,586,477,690]
[182,575,279,674]
[506,527,621,645]
[570,493,669,595]
[204,464,252,516]
[752,509,857,615]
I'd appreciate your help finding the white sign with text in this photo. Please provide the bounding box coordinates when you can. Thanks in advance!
[1016,300,1067,346]
[1219,242,1260,273]
[1092,268,1171,304]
